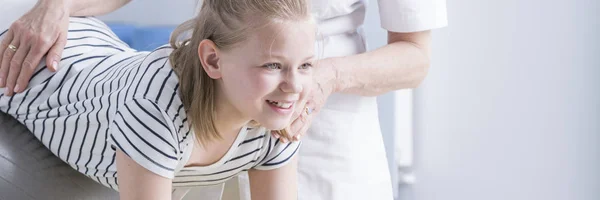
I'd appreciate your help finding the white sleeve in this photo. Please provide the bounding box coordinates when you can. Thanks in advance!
[377,0,448,32]
[108,98,180,179]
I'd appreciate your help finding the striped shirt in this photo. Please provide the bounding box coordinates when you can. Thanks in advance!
[0,16,300,190]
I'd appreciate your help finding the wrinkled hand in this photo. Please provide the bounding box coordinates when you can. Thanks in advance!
[272,58,339,142]
[0,0,70,96]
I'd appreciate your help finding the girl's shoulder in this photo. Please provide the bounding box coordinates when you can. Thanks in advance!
[127,45,189,137]
[130,45,181,111]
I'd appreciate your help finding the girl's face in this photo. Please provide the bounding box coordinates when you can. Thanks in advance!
[217,20,316,130]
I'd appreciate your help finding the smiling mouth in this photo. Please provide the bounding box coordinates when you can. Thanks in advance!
[266,100,293,109]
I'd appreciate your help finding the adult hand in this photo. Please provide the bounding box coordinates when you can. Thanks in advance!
[272,58,339,142]
[0,0,70,96]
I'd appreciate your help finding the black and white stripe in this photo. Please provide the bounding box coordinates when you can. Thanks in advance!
[0,16,300,190]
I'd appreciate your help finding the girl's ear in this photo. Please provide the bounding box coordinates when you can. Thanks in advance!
[198,39,222,79]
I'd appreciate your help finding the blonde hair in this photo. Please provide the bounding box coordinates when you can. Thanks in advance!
[169,0,311,144]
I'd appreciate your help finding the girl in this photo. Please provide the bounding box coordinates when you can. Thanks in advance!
[0,0,316,199]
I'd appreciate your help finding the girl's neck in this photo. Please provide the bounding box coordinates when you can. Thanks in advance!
[213,96,250,139]
[186,100,249,167]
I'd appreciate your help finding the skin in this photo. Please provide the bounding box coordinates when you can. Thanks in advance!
[0,0,131,95]
[118,20,316,200]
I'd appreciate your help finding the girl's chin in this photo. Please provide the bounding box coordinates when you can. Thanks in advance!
[251,114,293,129]
[263,124,288,131]
[254,120,290,130]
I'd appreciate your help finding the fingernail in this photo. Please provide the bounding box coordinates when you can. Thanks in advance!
[273,134,280,139]
[52,61,58,71]
[13,84,20,93]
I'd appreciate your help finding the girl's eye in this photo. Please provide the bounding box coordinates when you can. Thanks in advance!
[299,63,313,70]
[263,63,282,70]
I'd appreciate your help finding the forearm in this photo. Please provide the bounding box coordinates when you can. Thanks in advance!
[331,31,432,96]
[69,0,131,16]
[249,157,298,200]
[39,0,131,17]
[116,150,173,200]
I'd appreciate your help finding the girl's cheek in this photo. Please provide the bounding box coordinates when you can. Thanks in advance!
[255,76,279,90]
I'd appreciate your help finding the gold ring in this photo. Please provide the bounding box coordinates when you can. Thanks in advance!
[305,107,312,115]
[7,44,17,52]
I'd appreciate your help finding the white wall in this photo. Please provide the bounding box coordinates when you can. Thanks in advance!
[406,0,600,200]
[99,0,198,25]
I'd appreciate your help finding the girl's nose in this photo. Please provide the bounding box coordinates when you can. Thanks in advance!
[280,81,303,93]
[280,71,303,93]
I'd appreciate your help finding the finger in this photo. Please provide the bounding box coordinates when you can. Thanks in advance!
[291,116,310,141]
[289,102,312,134]
[292,102,315,141]
[0,30,14,88]
[45,34,66,72]
[306,99,319,115]
[293,133,302,141]
[280,129,294,142]
[14,34,56,93]
[277,129,293,143]
[289,105,303,124]
[270,130,281,139]
[292,112,308,134]
[294,117,312,141]
[4,41,29,96]
[279,137,289,143]
[271,130,282,139]
[274,101,310,139]
[14,49,44,93]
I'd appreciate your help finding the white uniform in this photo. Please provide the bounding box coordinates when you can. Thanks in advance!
[240,0,447,200]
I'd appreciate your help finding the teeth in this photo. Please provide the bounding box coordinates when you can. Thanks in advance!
[267,100,292,109]
[277,102,292,108]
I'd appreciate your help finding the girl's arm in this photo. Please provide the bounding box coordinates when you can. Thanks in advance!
[248,156,298,200]
[116,150,173,200]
